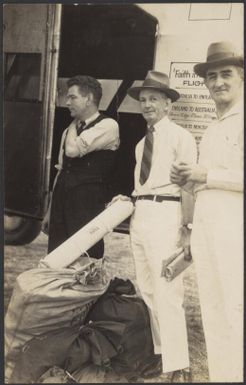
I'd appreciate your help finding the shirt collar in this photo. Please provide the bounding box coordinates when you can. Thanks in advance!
[149,115,169,132]
[218,100,243,121]
[84,111,100,125]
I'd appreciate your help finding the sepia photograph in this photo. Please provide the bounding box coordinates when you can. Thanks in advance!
[3,2,244,383]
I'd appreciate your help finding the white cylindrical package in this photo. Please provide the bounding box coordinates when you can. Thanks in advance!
[41,199,134,269]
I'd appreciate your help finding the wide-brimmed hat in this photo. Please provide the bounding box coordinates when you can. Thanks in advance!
[127,70,180,102]
[194,41,244,78]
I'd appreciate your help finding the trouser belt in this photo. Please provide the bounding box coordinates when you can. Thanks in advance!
[132,195,180,203]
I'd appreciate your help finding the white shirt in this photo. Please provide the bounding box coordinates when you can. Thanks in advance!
[132,115,197,197]
[56,112,119,169]
[195,101,243,193]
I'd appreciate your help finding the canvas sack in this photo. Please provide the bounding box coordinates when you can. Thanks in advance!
[84,287,155,379]
[5,256,108,381]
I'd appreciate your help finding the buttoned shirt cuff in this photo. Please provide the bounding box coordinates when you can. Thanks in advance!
[207,169,243,192]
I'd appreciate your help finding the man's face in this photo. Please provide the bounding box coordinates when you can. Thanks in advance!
[66,85,88,119]
[139,89,170,125]
[205,65,243,107]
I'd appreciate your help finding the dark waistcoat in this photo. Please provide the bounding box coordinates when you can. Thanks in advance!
[58,114,116,190]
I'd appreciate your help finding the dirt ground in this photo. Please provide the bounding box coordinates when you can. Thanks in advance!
[4,231,209,383]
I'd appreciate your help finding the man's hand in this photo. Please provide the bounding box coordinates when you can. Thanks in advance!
[106,194,132,208]
[171,162,207,184]
[178,163,207,183]
[170,162,188,186]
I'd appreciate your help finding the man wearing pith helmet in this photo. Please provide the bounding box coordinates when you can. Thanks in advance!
[170,41,244,382]
[111,70,197,381]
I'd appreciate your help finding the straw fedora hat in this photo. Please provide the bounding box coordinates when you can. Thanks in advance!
[127,70,180,102]
[194,41,244,78]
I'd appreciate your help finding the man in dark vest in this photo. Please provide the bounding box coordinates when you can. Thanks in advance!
[43,75,120,256]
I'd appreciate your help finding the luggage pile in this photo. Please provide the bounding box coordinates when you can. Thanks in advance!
[5,257,155,383]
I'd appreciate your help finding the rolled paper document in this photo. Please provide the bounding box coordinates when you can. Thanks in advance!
[41,199,134,269]
[161,247,183,277]
[161,247,193,281]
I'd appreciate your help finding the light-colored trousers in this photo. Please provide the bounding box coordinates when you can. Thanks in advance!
[130,200,189,373]
[191,190,243,382]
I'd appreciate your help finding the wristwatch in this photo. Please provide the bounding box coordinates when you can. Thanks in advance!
[182,223,193,230]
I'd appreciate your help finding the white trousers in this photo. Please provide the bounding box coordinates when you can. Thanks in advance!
[130,200,189,373]
[191,190,243,382]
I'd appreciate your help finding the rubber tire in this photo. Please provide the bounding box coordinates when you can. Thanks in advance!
[4,216,42,245]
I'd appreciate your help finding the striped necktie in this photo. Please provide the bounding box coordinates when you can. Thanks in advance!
[139,125,154,185]
[76,121,86,135]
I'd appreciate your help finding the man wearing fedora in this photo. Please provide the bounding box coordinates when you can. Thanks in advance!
[110,70,197,380]
[170,41,244,382]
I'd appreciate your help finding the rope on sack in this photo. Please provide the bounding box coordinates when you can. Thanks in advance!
[73,252,105,285]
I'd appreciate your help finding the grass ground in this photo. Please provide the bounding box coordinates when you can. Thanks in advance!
[4,231,209,382]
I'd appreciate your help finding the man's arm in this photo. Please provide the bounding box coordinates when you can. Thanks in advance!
[174,124,243,192]
[173,163,207,183]
[171,162,243,193]
[65,118,119,158]
[170,130,198,193]
[64,121,78,157]
[179,189,194,260]
[206,169,243,192]
[42,129,66,234]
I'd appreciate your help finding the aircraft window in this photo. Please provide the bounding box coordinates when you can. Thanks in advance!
[4,53,41,101]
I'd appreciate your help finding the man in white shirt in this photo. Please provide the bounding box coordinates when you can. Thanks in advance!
[111,71,197,381]
[43,75,119,255]
[170,41,244,382]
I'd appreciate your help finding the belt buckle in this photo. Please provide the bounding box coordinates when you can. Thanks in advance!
[153,195,157,202]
